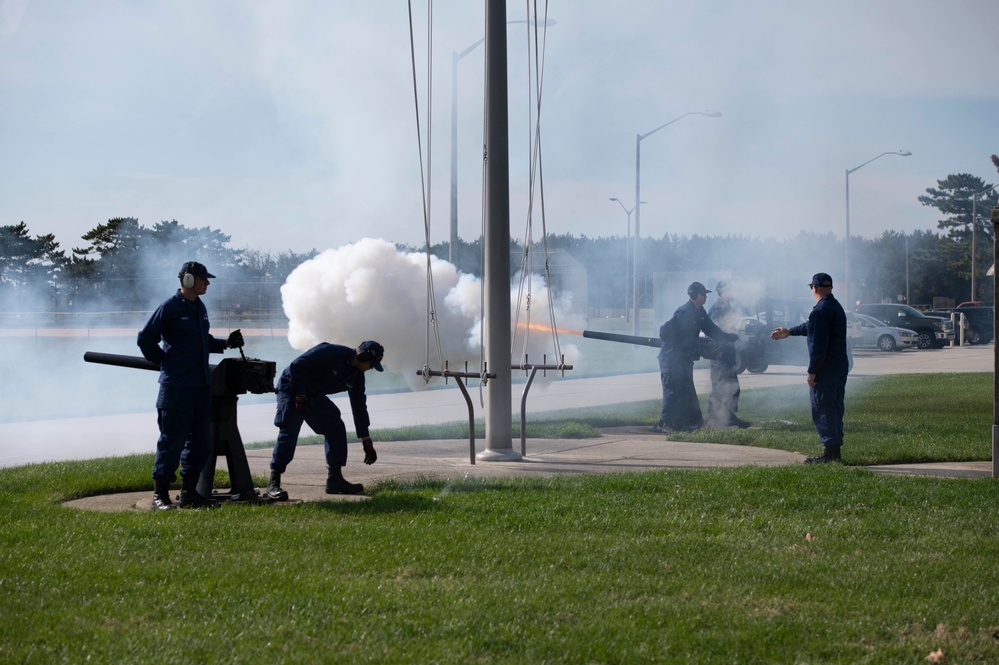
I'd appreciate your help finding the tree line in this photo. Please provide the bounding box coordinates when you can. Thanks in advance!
[2,167,997,317]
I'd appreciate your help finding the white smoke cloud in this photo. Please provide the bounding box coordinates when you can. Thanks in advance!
[281,238,582,389]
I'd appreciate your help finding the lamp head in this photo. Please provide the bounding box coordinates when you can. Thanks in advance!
[609,197,619,202]
[703,111,722,118]
[898,150,912,156]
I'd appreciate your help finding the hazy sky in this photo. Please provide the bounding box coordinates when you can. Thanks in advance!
[2,0,997,255]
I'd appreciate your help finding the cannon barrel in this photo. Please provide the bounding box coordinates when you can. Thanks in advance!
[83,351,275,395]
[83,351,161,372]
[83,350,277,503]
[582,330,662,348]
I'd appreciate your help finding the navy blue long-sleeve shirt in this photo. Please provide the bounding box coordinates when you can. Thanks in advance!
[788,293,849,378]
[275,343,371,439]
[657,299,730,371]
[137,291,226,387]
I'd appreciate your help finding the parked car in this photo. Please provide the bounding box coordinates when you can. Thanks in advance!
[846,312,917,351]
[855,303,954,349]
[734,299,854,374]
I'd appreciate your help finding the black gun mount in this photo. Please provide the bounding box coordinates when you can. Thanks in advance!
[84,352,276,503]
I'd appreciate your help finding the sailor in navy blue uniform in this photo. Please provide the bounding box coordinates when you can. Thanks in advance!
[655,281,737,433]
[138,261,243,509]
[770,272,849,464]
[268,340,385,498]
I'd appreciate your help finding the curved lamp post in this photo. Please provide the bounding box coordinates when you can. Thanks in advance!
[610,197,646,321]
[633,110,721,335]
[844,150,911,307]
[449,18,556,262]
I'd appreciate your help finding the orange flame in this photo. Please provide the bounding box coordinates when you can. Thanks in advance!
[516,322,583,336]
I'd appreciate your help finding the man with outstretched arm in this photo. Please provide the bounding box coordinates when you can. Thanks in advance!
[268,340,385,499]
[770,272,849,464]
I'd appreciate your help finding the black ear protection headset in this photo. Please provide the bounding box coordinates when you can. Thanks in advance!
[357,348,373,363]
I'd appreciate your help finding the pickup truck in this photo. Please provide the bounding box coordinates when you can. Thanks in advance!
[855,304,954,349]
[926,306,994,345]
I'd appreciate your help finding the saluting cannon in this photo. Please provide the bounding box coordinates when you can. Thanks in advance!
[581,330,662,348]
[581,329,728,360]
[83,351,276,503]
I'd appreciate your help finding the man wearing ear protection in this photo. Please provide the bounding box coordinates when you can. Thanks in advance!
[268,340,385,499]
[138,261,245,510]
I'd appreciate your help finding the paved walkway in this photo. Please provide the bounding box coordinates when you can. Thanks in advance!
[66,429,809,511]
[53,345,996,512]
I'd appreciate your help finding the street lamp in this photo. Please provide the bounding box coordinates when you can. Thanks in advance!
[449,18,556,262]
[971,183,999,302]
[610,197,646,321]
[844,150,911,307]
[633,110,721,335]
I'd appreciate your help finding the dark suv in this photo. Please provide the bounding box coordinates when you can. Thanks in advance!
[855,304,954,349]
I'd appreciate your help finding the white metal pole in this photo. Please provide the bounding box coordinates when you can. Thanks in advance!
[972,193,977,303]
[633,134,642,336]
[845,169,851,307]
[449,52,460,262]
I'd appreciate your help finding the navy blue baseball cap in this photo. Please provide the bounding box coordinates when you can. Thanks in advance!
[358,340,384,372]
[687,281,711,296]
[808,273,833,288]
[178,261,216,280]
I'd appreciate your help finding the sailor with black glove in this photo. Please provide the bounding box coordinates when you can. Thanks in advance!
[268,340,385,500]
[137,261,236,511]
[226,329,244,349]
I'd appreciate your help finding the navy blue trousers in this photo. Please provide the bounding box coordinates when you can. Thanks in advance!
[810,375,847,448]
[659,361,703,430]
[271,391,348,472]
[152,385,212,482]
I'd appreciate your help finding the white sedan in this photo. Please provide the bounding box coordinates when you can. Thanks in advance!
[847,312,918,352]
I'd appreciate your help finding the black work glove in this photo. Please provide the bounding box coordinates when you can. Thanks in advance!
[726,332,739,343]
[362,438,377,465]
[226,329,245,349]
[294,394,311,413]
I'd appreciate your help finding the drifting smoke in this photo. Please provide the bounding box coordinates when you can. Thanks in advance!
[281,238,583,388]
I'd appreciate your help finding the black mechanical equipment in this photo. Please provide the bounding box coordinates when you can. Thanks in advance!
[83,351,276,503]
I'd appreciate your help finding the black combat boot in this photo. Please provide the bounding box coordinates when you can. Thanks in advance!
[325,465,364,495]
[266,470,289,501]
[152,478,176,511]
[178,475,219,509]
[805,446,842,465]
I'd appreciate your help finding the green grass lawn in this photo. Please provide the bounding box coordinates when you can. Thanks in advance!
[352,372,994,466]
[2,373,997,663]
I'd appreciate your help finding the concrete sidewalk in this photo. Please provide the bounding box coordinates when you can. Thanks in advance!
[5,344,993,468]
[38,345,999,511]
[65,427,808,512]
[66,426,994,513]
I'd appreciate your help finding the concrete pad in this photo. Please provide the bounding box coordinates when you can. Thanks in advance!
[64,433,804,512]
[37,344,999,511]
